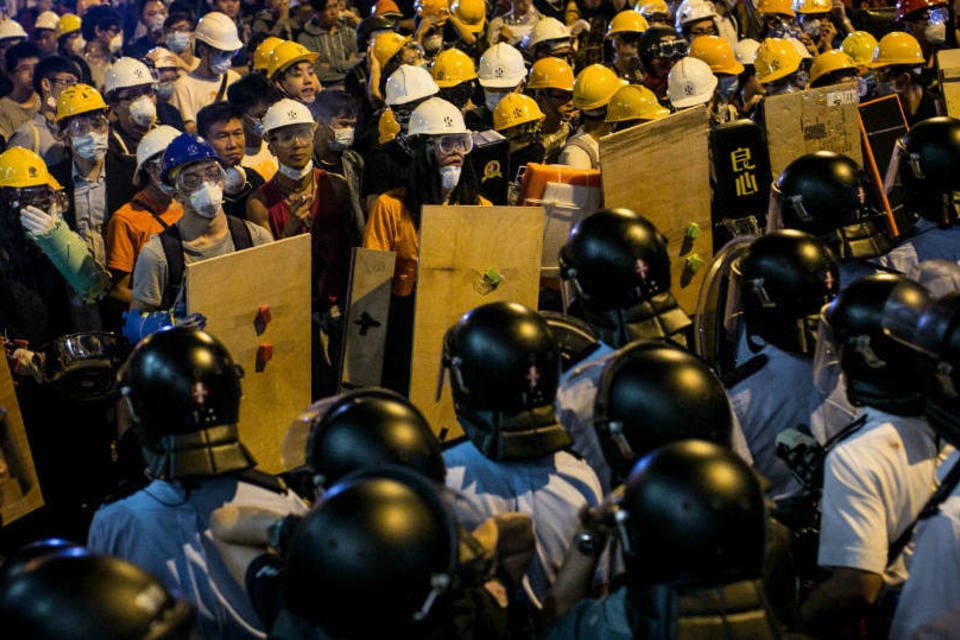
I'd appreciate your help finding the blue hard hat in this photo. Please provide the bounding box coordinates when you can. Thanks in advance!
[161,133,219,184]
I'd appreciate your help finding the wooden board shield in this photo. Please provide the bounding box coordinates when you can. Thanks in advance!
[763,82,863,178]
[408,205,544,441]
[599,106,713,313]
[186,234,312,474]
[0,359,44,526]
[339,247,396,391]
[938,49,960,118]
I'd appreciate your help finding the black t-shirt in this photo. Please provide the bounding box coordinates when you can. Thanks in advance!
[223,167,265,220]
[361,139,414,198]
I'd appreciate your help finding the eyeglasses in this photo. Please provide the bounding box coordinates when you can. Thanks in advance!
[49,75,77,88]
[434,133,473,155]
[272,125,314,146]
[177,164,224,192]
[64,114,109,137]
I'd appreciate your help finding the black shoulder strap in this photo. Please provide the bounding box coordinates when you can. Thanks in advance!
[823,414,869,451]
[887,456,960,568]
[158,224,184,311]
[227,215,254,250]
[720,354,769,389]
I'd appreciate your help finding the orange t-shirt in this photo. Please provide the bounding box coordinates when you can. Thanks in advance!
[362,192,491,297]
[106,189,184,274]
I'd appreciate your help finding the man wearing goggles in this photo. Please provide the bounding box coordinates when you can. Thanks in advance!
[638,27,689,103]
[898,0,951,56]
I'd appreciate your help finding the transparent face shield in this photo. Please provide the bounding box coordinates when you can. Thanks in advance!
[280,395,342,473]
[908,260,960,298]
[811,302,841,395]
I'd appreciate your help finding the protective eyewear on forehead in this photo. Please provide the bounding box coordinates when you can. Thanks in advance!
[434,133,473,154]
[177,165,224,191]
[925,6,950,23]
[65,115,109,137]
[273,125,315,145]
[653,39,688,59]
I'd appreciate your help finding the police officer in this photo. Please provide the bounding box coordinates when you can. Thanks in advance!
[0,554,196,639]
[544,440,781,639]
[441,301,604,607]
[86,327,307,640]
[803,275,943,634]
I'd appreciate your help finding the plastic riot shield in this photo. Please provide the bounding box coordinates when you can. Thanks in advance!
[540,311,600,373]
[710,119,772,249]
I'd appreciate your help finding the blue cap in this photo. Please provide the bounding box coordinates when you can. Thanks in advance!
[161,133,219,184]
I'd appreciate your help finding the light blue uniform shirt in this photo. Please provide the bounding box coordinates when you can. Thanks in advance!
[543,587,632,640]
[875,219,960,275]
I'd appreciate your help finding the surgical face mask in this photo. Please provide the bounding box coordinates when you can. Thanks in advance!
[485,90,507,112]
[210,52,233,75]
[156,80,174,101]
[71,131,108,161]
[717,75,739,98]
[278,160,313,180]
[424,33,443,52]
[189,181,223,218]
[128,95,156,127]
[109,33,122,54]
[250,117,265,139]
[146,13,166,32]
[439,164,461,192]
[329,126,355,150]
[165,31,191,53]
[924,20,947,45]
[223,165,246,194]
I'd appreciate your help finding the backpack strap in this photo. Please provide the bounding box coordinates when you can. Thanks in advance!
[226,215,254,250]
[158,224,184,311]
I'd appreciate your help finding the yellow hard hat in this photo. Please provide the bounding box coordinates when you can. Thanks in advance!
[808,49,856,86]
[417,0,450,23]
[431,47,477,87]
[754,37,803,84]
[378,108,401,144]
[841,30,879,66]
[689,35,744,75]
[607,10,649,38]
[634,0,670,17]
[493,92,544,131]
[572,63,623,111]
[756,0,795,16]
[55,13,82,40]
[870,32,924,68]
[253,36,284,72]
[55,83,107,122]
[452,0,485,33]
[605,84,669,123]
[267,40,320,79]
[373,31,411,68]
[793,0,830,13]
[527,56,575,91]
[0,146,61,190]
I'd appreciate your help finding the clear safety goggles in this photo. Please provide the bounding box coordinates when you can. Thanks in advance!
[434,133,473,155]
[176,163,224,192]
[64,113,109,138]
[915,6,949,23]
[5,184,56,210]
[651,39,688,60]
[272,124,315,146]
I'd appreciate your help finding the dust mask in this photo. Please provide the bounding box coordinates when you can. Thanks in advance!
[129,95,156,127]
[440,164,461,192]
[189,182,223,218]
[278,160,313,180]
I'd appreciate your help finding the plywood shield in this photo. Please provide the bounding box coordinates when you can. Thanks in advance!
[408,205,544,441]
[0,359,44,526]
[186,234,312,474]
[938,48,960,118]
[763,82,863,178]
[339,247,396,391]
[600,106,713,313]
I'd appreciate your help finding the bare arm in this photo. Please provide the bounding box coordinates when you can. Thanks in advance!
[801,567,885,635]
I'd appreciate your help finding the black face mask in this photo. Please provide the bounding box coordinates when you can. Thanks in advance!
[440,83,474,110]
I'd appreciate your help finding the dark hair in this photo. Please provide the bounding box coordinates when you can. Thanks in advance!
[81,5,122,41]
[196,101,243,138]
[32,55,81,95]
[4,41,41,75]
[403,140,481,229]
[139,0,165,18]
[227,72,282,112]
[314,89,358,122]
[311,0,336,11]
[164,10,195,30]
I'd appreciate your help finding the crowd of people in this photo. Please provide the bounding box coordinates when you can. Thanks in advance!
[1,0,960,637]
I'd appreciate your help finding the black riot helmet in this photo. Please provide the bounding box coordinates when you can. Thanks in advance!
[776,151,891,260]
[559,208,691,347]
[0,538,88,584]
[736,230,840,355]
[617,440,766,588]
[442,301,571,461]
[899,116,960,226]
[824,274,931,415]
[118,327,255,480]
[594,342,734,484]
[306,388,445,489]
[283,467,458,638]
[0,554,195,640]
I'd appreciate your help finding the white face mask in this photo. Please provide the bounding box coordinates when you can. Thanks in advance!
[925,20,947,45]
[165,31,191,53]
[189,181,223,218]
[146,13,166,33]
[71,131,109,161]
[440,164,461,192]
[128,95,156,127]
[223,165,246,194]
[278,160,313,180]
[210,52,233,75]
[69,36,85,55]
[45,93,57,110]
[109,32,123,54]
[156,80,174,101]
[330,126,355,150]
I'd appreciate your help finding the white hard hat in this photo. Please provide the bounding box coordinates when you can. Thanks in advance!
[675,0,717,28]
[478,42,527,88]
[786,36,813,59]
[0,19,27,41]
[135,125,181,177]
[195,11,242,52]
[35,11,60,31]
[145,46,184,70]
[667,56,718,109]
[263,98,315,135]
[385,64,440,106]
[733,37,760,65]
[523,17,571,50]
[407,97,469,136]
[104,57,154,95]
